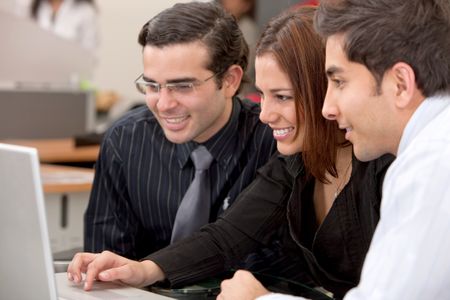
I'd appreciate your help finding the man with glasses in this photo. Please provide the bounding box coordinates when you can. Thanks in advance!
[84,1,276,260]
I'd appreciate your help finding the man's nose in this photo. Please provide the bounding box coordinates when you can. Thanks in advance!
[322,89,338,121]
[156,88,178,111]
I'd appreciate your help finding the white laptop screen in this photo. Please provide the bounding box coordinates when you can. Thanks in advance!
[0,143,173,300]
[0,143,58,300]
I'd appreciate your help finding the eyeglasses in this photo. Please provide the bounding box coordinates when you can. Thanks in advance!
[134,72,218,97]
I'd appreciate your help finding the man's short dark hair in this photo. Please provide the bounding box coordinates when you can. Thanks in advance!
[138,1,249,90]
[315,0,450,97]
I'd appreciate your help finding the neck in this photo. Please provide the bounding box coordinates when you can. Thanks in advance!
[336,145,352,170]
[313,145,353,225]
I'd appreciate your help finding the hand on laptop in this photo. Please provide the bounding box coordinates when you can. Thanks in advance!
[67,251,165,291]
[217,270,270,300]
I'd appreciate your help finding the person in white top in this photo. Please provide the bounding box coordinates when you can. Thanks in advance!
[216,0,450,299]
[30,0,98,51]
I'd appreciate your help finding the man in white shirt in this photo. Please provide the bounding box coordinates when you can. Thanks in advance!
[217,0,450,299]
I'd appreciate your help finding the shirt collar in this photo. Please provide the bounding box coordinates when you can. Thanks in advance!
[397,93,450,156]
[176,97,243,168]
[282,153,306,178]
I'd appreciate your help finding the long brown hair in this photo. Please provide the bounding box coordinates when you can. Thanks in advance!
[256,6,341,182]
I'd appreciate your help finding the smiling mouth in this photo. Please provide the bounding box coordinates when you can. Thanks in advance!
[341,126,353,141]
[339,125,353,132]
[164,116,189,124]
[273,127,294,137]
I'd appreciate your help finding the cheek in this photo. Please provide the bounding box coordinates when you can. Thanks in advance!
[145,96,157,111]
[281,103,297,125]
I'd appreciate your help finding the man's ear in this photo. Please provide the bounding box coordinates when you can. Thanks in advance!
[222,65,244,98]
[389,62,418,109]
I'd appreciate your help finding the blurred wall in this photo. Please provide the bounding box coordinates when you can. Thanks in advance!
[1,0,296,118]
[0,0,194,116]
[94,0,192,113]
[94,0,296,113]
[256,0,295,30]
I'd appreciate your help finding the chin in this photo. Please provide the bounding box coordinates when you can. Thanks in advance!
[164,132,191,144]
[353,146,383,162]
[277,144,300,156]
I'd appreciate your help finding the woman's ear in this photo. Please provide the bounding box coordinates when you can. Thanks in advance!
[222,65,244,98]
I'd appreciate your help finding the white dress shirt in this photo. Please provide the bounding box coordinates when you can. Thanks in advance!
[36,0,98,51]
[258,93,450,300]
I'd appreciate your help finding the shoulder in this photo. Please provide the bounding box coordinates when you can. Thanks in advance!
[264,153,304,179]
[257,153,296,186]
[370,154,395,174]
[66,0,97,18]
[104,106,160,140]
[69,0,96,10]
[111,105,155,126]
[355,153,395,177]
[237,97,262,116]
[350,154,395,201]
[235,98,267,132]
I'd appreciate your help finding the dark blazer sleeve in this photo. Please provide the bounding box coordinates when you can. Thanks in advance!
[146,153,294,287]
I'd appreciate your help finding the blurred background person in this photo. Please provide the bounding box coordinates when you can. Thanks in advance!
[30,0,111,117]
[29,0,98,52]
[219,0,258,48]
[218,0,259,98]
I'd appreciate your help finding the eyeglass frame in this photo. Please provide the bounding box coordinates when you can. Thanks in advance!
[134,72,220,96]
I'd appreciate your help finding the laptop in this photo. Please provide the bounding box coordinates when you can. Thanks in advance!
[0,143,173,300]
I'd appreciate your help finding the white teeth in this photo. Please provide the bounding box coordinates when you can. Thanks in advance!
[166,116,187,124]
[273,128,292,136]
[346,127,353,132]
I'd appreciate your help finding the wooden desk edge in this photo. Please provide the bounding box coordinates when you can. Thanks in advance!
[1,138,100,163]
[41,164,94,194]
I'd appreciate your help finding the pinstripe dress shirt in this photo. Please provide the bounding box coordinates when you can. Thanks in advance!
[84,97,276,259]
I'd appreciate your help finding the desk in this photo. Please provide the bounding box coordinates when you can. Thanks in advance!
[150,272,334,300]
[41,164,94,253]
[41,164,94,193]
[1,138,99,163]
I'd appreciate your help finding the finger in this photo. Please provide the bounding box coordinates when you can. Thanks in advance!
[218,280,231,300]
[98,263,131,283]
[235,269,251,278]
[83,251,116,290]
[84,264,99,291]
[220,278,231,292]
[83,250,132,290]
[67,252,98,284]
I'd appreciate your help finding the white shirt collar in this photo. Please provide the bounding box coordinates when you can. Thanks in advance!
[397,93,450,156]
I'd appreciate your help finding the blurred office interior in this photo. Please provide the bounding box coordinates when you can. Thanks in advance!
[0,0,314,270]
[0,0,311,139]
